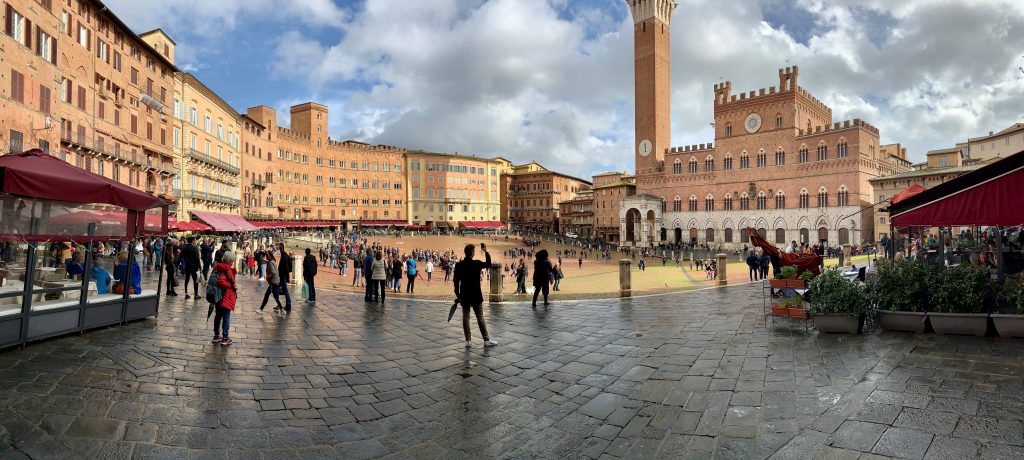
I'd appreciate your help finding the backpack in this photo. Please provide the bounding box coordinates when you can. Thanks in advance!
[206,270,225,305]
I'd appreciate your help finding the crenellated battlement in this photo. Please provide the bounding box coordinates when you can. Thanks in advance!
[276,126,310,140]
[667,142,715,155]
[627,0,677,26]
[326,139,405,152]
[715,66,802,107]
[796,87,832,114]
[796,118,879,138]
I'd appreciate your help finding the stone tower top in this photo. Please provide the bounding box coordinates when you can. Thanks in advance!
[627,0,677,25]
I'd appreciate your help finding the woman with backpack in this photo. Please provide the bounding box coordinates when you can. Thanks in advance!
[259,251,283,312]
[211,251,238,346]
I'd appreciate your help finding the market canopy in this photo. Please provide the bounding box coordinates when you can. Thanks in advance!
[170,220,212,232]
[890,184,926,204]
[191,211,258,232]
[0,149,167,210]
[890,149,1024,227]
[359,220,407,227]
[459,221,504,229]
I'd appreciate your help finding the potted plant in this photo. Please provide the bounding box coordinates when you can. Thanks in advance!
[926,264,991,336]
[809,268,870,333]
[873,258,931,333]
[783,294,807,318]
[993,273,1024,338]
[769,266,798,289]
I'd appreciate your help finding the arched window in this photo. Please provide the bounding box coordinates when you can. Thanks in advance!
[739,152,750,169]
[723,154,733,171]
[705,194,715,211]
[672,159,682,175]
[688,195,698,212]
[775,148,785,166]
[837,140,849,158]
[688,157,698,174]
[817,143,828,161]
[724,228,734,243]
[724,194,734,211]
[799,189,809,209]
[837,187,850,206]
[799,146,809,163]
[775,191,786,209]
[673,196,682,212]
[756,192,767,210]
[706,228,715,242]
[740,193,750,210]
[756,150,767,168]
[705,155,714,172]
[775,114,783,128]
[775,228,786,244]
[726,123,733,136]
[818,187,829,207]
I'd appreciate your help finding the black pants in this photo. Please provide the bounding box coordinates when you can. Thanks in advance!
[260,282,282,309]
[462,302,489,341]
[406,274,415,293]
[184,270,199,295]
[279,280,292,308]
[164,268,177,293]
[375,279,387,301]
[532,281,549,306]
[365,274,375,300]
[749,267,758,281]
[202,260,212,279]
[760,266,768,279]
[305,276,316,301]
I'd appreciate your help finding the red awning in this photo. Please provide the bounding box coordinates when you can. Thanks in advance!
[890,184,927,204]
[890,150,1024,227]
[0,149,166,210]
[359,220,407,227]
[192,211,258,232]
[458,221,505,229]
[170,220,212,232]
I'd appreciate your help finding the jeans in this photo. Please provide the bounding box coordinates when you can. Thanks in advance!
[305,276,316,301]
[213,307,231,338]
[406,274,415,293]
[364,274,374,299]
[184,270,199,295]
[462,302,489,341]
[532,281,549,306]
[340,263,347,276]
[427,271,432,281]
[260,283,282,309]
[553,278,560,290]
[258,263,266,278]
[749,267,758,281]
[353,270,362,286]
[202,260,211,279]
[278,280,292,308]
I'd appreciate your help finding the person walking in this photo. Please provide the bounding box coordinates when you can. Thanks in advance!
[353,256,363,287]
[278,245,293,312]
[746,251,759,281]
[426,259,433,283]
[178,237,201,300]
[406,255,417,293]
[259,251,283,312]
[371,251,388,302]
[444,260,453,283]
[552,263,563,291]
[302,248,318,303]
[363,250,375,301]
[759,251,771,280]
[454,243,497,347]
[255,246,266,281]
[163,238,179,296]
[200,239,214,280]
[515,258,528,294]
[532,249,552,308]
[210,251,238,346]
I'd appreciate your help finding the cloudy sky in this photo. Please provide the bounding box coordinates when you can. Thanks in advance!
[108,0,1024,179]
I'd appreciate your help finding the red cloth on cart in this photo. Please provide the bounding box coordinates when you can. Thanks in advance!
[746,228,821,276]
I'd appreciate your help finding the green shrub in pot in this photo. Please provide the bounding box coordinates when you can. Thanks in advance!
[927,264,990,314]
[809,268,870,317]
[800,270,815,283]
[998,273,1024,314]
[872,258,930,312]
[778,266,798,280]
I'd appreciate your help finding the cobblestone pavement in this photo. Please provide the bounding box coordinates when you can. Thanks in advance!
[0,279,1022,459]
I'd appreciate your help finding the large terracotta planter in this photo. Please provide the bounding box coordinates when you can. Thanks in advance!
[878,311,927,333]
[813,314,860,334]
[992,314,1024,338]
[787,307,808,319]
[771,305,787,316]
[769,279,807,289]
[927,312,988,337]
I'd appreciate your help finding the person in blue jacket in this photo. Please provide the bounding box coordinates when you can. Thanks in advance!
[91,257,112,294]
[113,251,142,294]
[363,249,375,301]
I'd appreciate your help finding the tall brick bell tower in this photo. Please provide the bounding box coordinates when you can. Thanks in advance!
[629,0,676,177]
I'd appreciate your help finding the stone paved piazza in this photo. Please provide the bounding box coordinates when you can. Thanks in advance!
[0,279,1022,459]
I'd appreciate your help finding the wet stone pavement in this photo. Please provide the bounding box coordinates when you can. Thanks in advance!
[0,279,1022,459]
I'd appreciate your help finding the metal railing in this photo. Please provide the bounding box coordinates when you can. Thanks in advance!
[188,149,240,175]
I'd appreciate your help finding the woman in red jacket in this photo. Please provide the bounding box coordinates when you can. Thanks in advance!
[212,251,238,346]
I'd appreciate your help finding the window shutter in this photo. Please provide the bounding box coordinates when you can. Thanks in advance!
[5,4,11,37]
[24,18,31,49]
[9,70,16,103]
[86,28,90,50]
[50,40,56,63]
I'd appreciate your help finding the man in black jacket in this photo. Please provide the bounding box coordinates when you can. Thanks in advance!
[278,243,293,311]
[177,237,202,300]
[454,243,497,347]
[302,247,317,303]
[163,238,178,296]
[200,239,214,280]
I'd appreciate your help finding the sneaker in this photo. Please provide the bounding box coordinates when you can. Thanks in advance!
[212,336,221,343]
[184,294,191,299]
[484,339,498,347]
[465,341,472,348]
[220,338,233,346]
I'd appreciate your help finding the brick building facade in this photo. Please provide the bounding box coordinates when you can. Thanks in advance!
[620,1,911,248]
[507,169,590,233]
[406,151,501,227]
[591,172,635,243]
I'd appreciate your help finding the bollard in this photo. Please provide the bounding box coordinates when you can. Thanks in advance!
[619,259,632,297]
[842,244,851,268]
[716,253,727,286]
[228,242,239,271]
[292,250,302,285]
[488,263,503,303]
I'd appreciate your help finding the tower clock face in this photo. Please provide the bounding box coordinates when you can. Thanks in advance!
[638,139,653,156]
[744,113,762,133]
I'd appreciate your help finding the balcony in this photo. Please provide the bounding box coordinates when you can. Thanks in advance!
[188,190,240,207]
[188,149,240,175]
[252,178,268,189]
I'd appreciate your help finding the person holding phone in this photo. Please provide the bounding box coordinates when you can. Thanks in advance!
[454,243,497,347]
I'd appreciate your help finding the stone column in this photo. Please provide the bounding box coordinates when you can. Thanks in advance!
[488,263,503,303]
[842,244,851,267]
[619,259,631,297]
[292,252,303,285]
[228,242,239,271]
[716,253,727,286]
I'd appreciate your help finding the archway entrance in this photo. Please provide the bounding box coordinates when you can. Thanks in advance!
[625,208,641,243]
[646,210,656,243]
[724,228,733,243]
[689,228,698,243]
[660,227,667,242]
[705,228,715,243]
[818,227,829,245]
[800,228,809,244]
[674,227,682,243]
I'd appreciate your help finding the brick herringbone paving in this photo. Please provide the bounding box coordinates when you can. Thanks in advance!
[0,278,1022,459]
